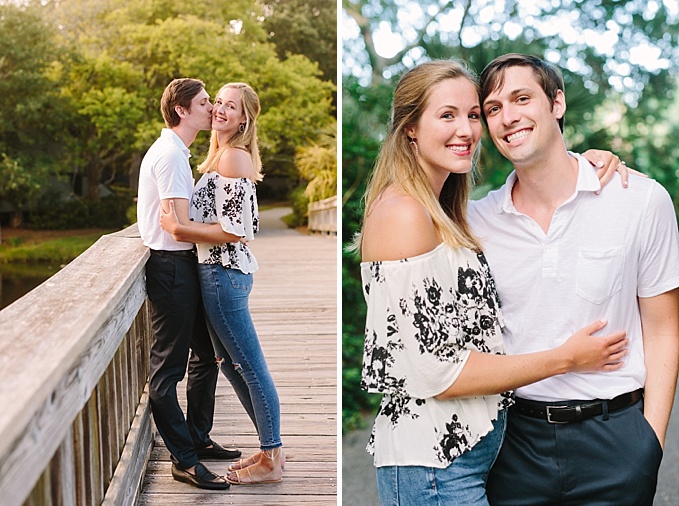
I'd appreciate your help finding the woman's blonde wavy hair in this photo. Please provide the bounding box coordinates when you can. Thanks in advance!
[198,82,263,181]
[353,59,482,255]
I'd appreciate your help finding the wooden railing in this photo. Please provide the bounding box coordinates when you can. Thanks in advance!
[0,225,153,506]
[308,195,337,234]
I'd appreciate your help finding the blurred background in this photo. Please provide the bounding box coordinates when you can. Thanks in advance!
[341,1,679,503]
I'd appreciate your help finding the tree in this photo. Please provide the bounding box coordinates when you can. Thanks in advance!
[0,155,48,228]
[0,2,70,199]
[48,0,336,200]
[344,0,679,97]
[261,0,337,86]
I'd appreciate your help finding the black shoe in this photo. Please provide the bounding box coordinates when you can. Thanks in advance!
[196,440,242,460]
[171,462,230,490]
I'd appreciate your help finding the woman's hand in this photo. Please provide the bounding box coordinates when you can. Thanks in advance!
[559,319,629,373]
[582,149,647,193]
[159,199,180,234]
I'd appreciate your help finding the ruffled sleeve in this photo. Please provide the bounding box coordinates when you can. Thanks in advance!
[214,177,257,240]
[191,173,259,274]
[360,245,476,400]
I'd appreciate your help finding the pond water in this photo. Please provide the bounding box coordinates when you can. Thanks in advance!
[0,263,61,310]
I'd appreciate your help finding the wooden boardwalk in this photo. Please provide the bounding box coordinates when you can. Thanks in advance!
[138,210,337,505]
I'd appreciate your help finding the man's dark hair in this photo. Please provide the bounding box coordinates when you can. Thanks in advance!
[480,53,565,132]
[160,78,206,128]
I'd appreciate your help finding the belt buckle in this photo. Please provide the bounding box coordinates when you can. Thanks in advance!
[545,405,570,424]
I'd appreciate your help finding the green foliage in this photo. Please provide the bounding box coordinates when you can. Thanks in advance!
[283,185,310,228]
[341,255,379,432]
[295,120,337,202]
[28,193,134,230]
[255,54,336,179]
[261,0,337,86]
[0,155,49,213]
[0,0,335,208]
[57,0,335,188]
[78,87,146,145]
[0,2,69,174]
[341,76,393,430]
[126,204,138,227]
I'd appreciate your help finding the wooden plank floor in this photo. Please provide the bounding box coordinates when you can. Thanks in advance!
[138,211,337,505]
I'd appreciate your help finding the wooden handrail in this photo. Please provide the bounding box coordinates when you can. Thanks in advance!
[308,195,337,234]
[0,225,153,506]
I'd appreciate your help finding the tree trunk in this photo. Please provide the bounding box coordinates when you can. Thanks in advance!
[128,153,142,194]
[86,158,101,202]
[10,211,22,228]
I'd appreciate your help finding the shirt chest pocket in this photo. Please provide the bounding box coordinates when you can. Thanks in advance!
[576,247,625,304]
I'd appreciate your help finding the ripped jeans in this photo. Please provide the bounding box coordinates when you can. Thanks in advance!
[198,263,282,450]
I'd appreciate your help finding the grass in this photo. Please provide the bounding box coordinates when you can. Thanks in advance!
[0,230,114,264]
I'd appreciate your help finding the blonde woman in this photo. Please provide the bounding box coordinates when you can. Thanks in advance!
[355,60,629,505]
[161,82,283,485]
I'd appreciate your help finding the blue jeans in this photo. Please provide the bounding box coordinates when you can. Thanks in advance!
[204,316,258,430]
[198,264,282,450]
[376,410,507,506]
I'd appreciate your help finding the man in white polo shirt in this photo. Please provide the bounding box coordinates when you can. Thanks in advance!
[137,78,243,490]
[469,54,679,505]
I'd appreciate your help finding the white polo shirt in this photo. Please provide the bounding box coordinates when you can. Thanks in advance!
[468,153,679,401]
[137,129,195,251]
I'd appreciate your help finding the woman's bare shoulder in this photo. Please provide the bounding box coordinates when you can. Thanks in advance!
[361,187,440,262]
[217,148,254,179]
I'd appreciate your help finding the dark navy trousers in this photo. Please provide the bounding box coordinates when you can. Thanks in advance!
[146,250,219,469]
[487,398,663,506]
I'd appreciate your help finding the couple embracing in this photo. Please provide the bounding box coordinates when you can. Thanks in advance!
[357,54,679,505]
[137,78,283,490]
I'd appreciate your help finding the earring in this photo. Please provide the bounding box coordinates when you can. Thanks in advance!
[409,138,419,157]
[239,123,245,133]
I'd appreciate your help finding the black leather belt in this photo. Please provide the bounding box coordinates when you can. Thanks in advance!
[151,249,195,258]
[513,389,643,424]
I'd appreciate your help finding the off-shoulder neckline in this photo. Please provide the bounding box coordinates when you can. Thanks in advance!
[207,173,255,184]
[360,242,451,267]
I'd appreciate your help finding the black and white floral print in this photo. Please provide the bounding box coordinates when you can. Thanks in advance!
[192,177,218,222]
[221,180,246,227]
[189,173,259,274]
[360,243,513,468]
[436,413,475,463]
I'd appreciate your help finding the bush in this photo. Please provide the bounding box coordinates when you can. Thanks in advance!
[126,203,137,227]
[282,184,309,228]
[342,251,380,432]
[28,192,134,230]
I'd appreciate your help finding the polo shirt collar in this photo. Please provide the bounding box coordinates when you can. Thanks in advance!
[496,152,601,214]
[571,151,602,194]
[161,128,191,158]
[497,171,519,214]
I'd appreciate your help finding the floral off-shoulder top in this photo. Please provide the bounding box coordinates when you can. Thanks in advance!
[360,243,513,468]
[190,173,259,274]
